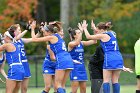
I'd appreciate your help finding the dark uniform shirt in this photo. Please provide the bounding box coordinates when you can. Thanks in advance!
[88,45,104,79]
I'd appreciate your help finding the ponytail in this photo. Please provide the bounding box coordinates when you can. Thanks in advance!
[97,22,113,30]
[68,27,78,41]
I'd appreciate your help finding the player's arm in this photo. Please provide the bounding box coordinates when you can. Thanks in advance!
[0,44,7,52]
[68,30,82,50]
[32,35,54,43]
[30,21,51,42]
[21,38,32,44]
[81,40,97,46]
[15,30,28,40]
[30,21,37,38]
[47,45,56,61]
[82,20,104,40]
[91,20,97,31]
[84,28,103,40]
[0,60,7,79]
[21,31,41,44]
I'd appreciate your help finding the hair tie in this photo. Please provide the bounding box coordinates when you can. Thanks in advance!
[53,27,58,32]
[44,26,50,31]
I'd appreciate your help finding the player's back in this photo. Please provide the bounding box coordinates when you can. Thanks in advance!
[6,43,22,66]
[100,31,123,69]
[100,31,119,52]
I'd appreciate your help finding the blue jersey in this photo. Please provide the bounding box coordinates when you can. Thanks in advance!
[16,39,31,78]
[0,52,5,65]
[69,43,84,64]
[6,43,25,81]
[100,31,123,69]
[42,47,56,74]
[49,33,74,70]
[101,31,119,52]
[50,33,67,54]
[6,43,22,66]
[43,48,56,67]
[16,39,27,62]
[69,42,88,81]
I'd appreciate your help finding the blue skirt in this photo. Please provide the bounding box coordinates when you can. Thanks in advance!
[8,65,25,81]
[42,59,56,75]
[55,52,74,70]
[103,51,124,70]
[70,63,88,81]
[22,61,31,78]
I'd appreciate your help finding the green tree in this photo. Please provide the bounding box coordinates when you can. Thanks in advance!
[78,0,140,53]
[0,0,38,32]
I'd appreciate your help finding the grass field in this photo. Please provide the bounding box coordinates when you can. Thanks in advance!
[0,85,136,93]
[0,56,137,93]
[0,62,136,87]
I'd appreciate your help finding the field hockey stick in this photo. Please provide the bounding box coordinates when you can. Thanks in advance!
[0,78,6,83]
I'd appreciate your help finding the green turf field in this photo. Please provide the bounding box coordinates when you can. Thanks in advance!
[0,62,136,87]
[0,85,136,93]
[0,57,137,93]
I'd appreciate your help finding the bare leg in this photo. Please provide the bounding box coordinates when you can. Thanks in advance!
[62,69,71,88]
[6,79,17,93]
[79,81,86,93]
[55,70,65,89]
[71,81,79,93]
[112,70,121,93]
[103,70,112,83]
[52,75,57,92]
[103,70,112,93]
[13,81,21,93]
[21,78,29,93]
[43,74,53,92]
[137,78,140,90]
[112,70,121,83]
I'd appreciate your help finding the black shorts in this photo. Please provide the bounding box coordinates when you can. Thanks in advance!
[136,75,140,79]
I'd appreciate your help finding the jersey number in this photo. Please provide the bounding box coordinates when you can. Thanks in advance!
[62,42,67,51]
[79,53,83,60]
[112,41,117,50]
[21,48,25,56]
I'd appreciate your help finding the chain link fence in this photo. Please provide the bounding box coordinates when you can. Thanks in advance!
[0,54,136,88]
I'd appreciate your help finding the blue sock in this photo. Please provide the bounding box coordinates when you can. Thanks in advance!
[57,87,65,93]
[41,90,48,93]
[103,83,110,93]
[113,83,120,93]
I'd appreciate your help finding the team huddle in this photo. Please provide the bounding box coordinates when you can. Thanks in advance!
[0,20,134,93]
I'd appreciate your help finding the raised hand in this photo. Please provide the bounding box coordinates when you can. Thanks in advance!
[78,23,83,33]
[82,20,88,30]
[30,21,36,30]
[91,20,96,30]
[38,22,44,33]
[26,21,32,31]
